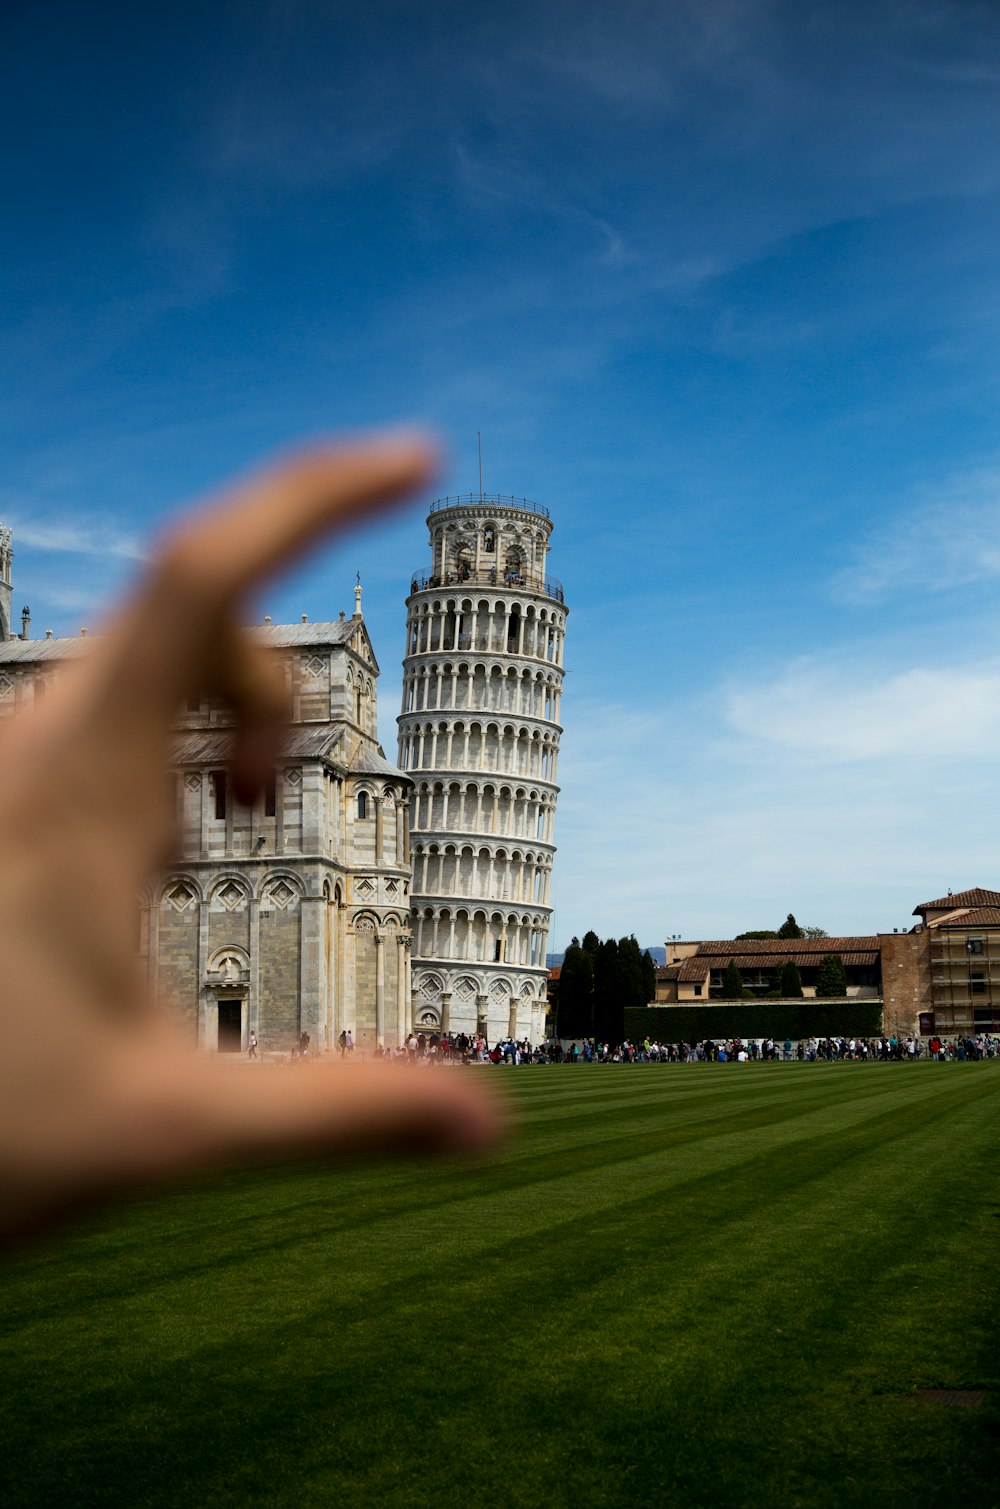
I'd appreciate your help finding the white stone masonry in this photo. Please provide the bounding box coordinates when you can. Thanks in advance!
[398,495,567,1044]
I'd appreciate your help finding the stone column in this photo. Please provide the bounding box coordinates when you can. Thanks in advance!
[440,991,451,1033]
[146,900,159,997]
[199,776,210,859]
[375,797,384,866]
[374,933,385,1046]
[300,894,325,1047]
[397,935,410,1043]
[325,894,336,1047]
[249,895,261,1043]
[336,898,346,1037]
[197,899,210,1047]
[275,770,285,855]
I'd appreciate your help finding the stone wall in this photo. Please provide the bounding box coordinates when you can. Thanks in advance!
[878,931,931,1037]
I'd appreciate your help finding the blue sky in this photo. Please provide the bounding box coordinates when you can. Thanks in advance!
[5,0,1000,946]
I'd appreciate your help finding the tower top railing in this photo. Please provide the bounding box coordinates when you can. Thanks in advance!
[409,568,564,604]
[428,494,550,520]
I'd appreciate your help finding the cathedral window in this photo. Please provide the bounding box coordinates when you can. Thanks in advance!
[264,775,276,817]
[357,791,368,820]
[483,526,495,554]
[213,771,227,820]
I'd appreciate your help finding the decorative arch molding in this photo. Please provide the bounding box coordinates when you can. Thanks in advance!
[257,870,304,910]
[160,874,203,911]
[209,874,252,912]
[351,909,384,935]
[206,945,250,984]
[449,974,479,1003]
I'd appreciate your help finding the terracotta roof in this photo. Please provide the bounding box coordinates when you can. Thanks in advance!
[914,888,1000,914]
[655,964,682,980]
[690,937,878,957]
[677,937,879,983]
[936,907,1000,928]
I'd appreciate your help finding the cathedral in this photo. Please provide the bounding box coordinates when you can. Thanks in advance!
[0,493,566,1053]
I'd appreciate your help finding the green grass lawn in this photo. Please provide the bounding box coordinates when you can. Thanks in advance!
[2,1063,998,1508]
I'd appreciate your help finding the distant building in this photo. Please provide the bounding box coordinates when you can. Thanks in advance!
[882,888,1000,1040]
[655,937,880,1003]
[655,888,1000,1038]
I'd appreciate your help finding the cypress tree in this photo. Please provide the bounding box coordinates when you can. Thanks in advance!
[778,913,804,939]
[593,938,623,1041]
[778,960,804,997]
[721,959,745,999]
[618,935,646,1009]
[641,948,657,1004]
[815,953,847,997]
[558,941,594,1035]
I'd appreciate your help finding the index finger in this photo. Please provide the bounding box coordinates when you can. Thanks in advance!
[159,430,439,606]
[69,429,438,737]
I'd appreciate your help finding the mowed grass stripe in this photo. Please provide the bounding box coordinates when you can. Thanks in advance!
[2,1068,972,1342]
[1,1067,998,1508]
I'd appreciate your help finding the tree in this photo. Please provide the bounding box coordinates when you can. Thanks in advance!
[618,935,647,1011]
[736,930,779,940]
[558,940,594,1036]
[641,948,657,1005]
[721,959,745,999]
[803,926,828,939]
[581,930,600,965]
[593,938,623,1041]
[777,960,803,997]
[777,913,804,939]
[815,953,847,997]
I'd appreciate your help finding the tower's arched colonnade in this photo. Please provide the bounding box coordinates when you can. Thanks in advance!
[398,495,567,1043]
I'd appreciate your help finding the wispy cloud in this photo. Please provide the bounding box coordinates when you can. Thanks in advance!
[833,463,1000,602]
[6,517,148,562]
[722,656,1000,761]
[548,646,1000,945]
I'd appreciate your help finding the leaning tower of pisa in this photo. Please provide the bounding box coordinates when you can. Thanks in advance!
[397,494,567,1044]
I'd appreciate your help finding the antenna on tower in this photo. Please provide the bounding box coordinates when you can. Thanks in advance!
[477,431,483,502]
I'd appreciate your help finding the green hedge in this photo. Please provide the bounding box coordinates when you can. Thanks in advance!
[624,1000,883,1043]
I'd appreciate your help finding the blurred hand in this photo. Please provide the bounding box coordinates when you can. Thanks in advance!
[0,434,502,1245]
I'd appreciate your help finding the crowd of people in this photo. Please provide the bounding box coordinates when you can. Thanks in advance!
[335,1030,1000,1066]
